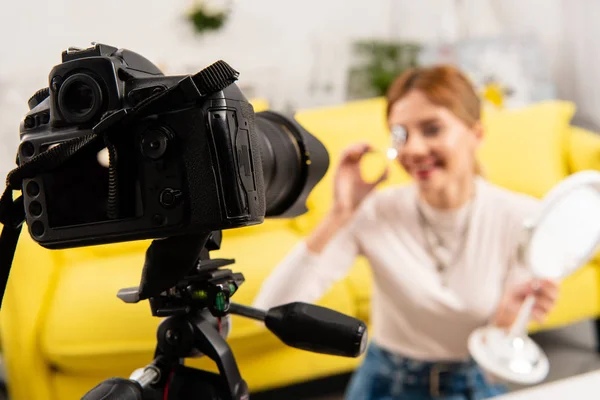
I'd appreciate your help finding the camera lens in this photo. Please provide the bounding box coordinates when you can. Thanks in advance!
[254,111,329,218]
[57,73,103,124]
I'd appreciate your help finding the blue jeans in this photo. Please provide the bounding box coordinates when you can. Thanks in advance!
[345,343,507,400]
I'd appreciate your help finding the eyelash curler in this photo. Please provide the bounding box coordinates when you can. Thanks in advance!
[386,125,407,161]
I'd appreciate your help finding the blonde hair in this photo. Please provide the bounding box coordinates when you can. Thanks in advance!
[386,65,484,175]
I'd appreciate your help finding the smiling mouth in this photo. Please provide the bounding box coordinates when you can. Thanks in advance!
[412,161,443,179]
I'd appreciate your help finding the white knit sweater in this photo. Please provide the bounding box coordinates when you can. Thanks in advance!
[253,178,539,361]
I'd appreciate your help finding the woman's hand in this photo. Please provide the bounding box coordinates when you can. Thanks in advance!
[492,279,559,329]
[306,142,388,254]
[332,142,388,217]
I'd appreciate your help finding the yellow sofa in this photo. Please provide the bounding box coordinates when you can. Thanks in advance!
[1,98,600,400]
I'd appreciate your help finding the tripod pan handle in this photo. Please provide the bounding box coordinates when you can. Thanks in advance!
[80,378,143,400]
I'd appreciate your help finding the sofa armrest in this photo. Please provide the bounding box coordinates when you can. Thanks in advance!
[0,232,62,400]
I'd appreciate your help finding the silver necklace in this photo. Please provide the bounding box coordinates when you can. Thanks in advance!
[416,200,474,286]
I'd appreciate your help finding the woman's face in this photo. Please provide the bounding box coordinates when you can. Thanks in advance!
[388,89,482,192]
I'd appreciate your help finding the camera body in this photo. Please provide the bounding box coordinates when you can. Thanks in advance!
[18,43,266,249]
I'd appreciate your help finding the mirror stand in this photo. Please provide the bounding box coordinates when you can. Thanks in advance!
[468,295,550,385]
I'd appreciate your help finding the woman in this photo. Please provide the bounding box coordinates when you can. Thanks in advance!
[252,65,559,399]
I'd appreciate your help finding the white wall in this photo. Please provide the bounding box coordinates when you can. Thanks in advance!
[553,0,600,131]
[0,0,407,178]
[0,0,587,181]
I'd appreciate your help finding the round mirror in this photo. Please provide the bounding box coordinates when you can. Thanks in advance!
[469,170,600,385]
[524,171,600,279]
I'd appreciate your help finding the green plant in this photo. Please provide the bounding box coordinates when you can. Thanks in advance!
[187,2,229,35]
[347,40,421,100]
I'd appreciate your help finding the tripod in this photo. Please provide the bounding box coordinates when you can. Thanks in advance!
[81,231,368,400]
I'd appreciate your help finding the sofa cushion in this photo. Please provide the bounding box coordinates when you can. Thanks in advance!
[566,126,600,173]
[478,101,576,198]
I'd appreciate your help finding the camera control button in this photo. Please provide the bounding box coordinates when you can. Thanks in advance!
[160,188,182,208]
[141,128,170,160]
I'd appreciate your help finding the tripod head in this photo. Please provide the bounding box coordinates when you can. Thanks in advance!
[81,231,368,400]
[117,231,242,318]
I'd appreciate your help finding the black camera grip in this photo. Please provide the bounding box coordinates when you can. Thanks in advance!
[265,302,368,358]
[80,378,143,400]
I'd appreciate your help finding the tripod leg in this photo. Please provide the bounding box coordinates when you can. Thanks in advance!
[191,316,249,399]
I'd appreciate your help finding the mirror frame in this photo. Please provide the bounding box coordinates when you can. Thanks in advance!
[518,170,600,278]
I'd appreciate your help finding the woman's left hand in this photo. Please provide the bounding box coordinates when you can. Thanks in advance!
[492,279,560,329]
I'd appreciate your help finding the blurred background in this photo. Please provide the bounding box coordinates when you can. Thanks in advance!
[2,1,600,399]
[1,0,599,178]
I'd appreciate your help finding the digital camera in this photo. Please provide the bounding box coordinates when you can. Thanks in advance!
[16,43,328,249]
